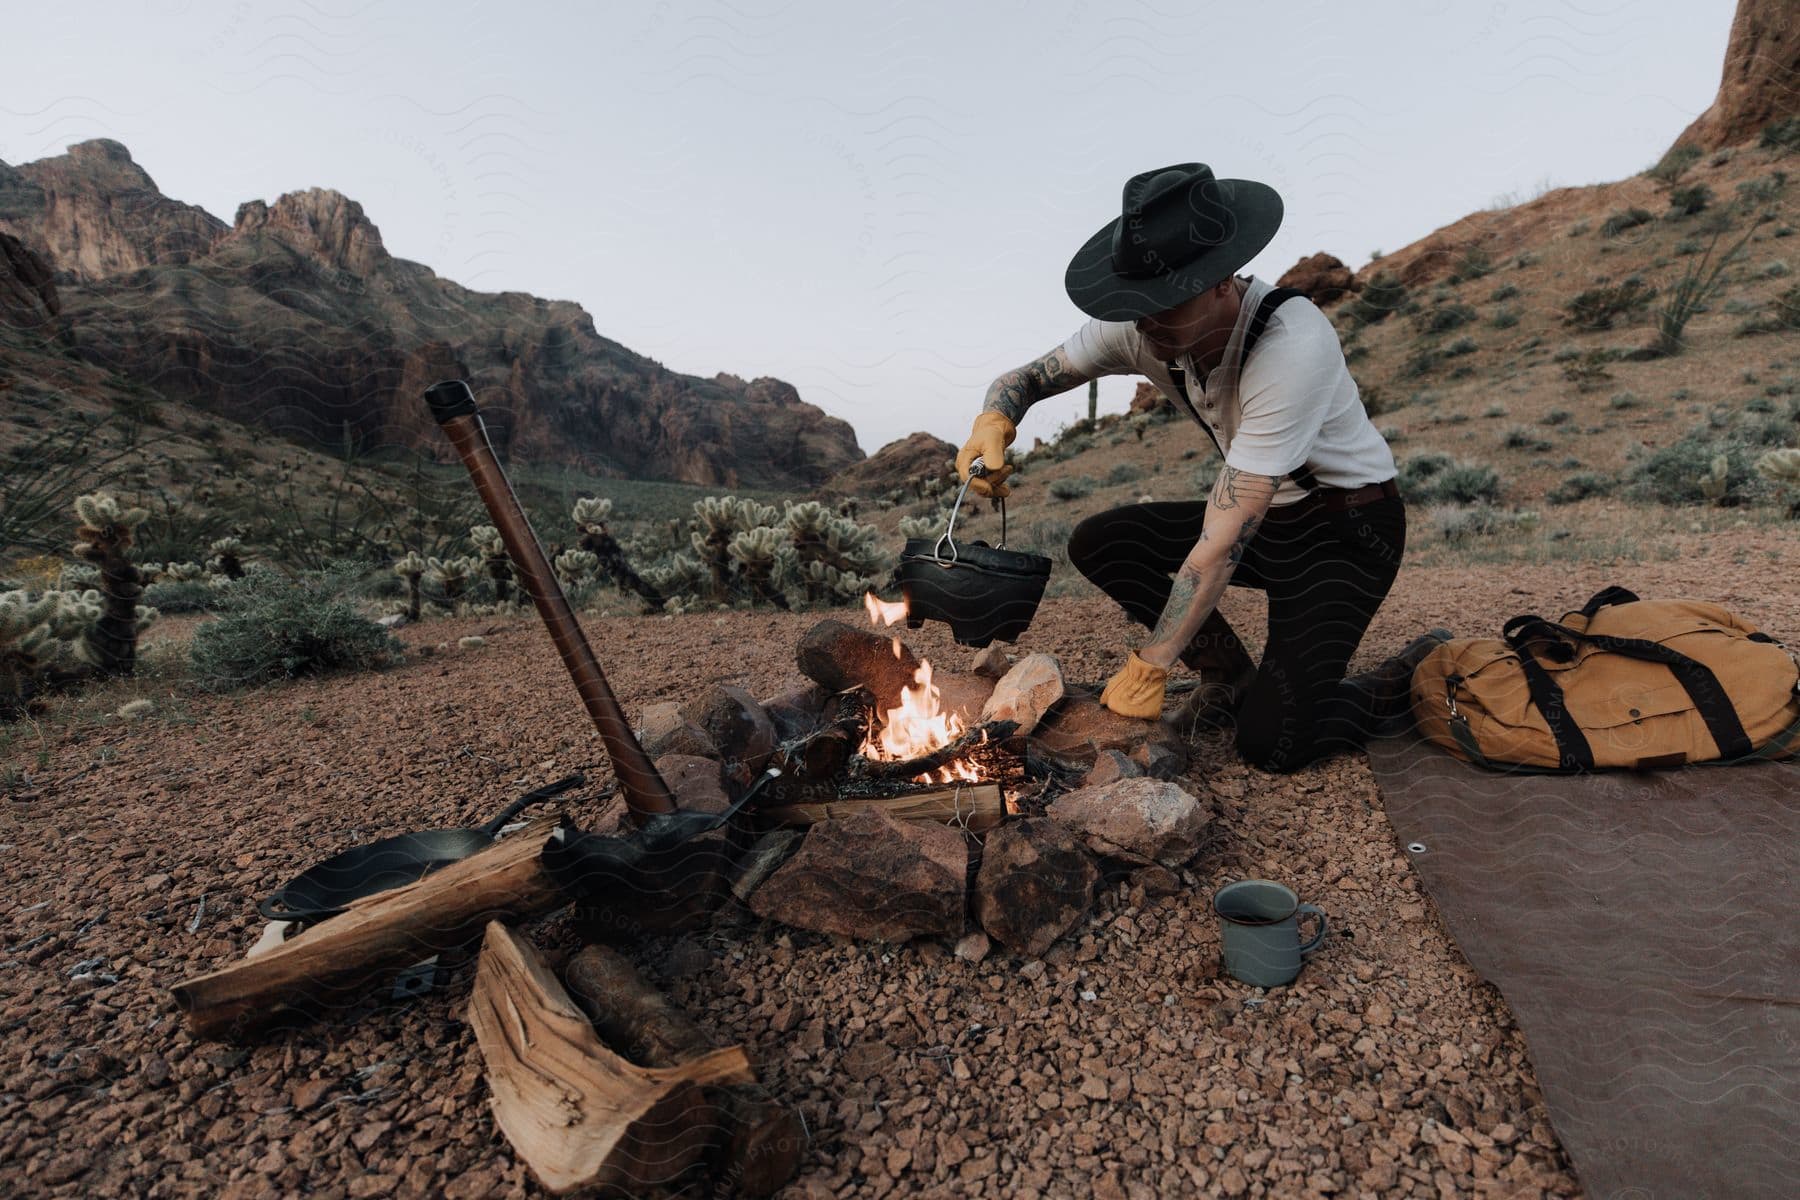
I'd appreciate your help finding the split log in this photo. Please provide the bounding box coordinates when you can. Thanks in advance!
[848,720,1017,782]
[565,945,806,1198]
[773,723,855,780]
[174,817,567,1039]
[469,922,752,1196]
[760,782,1006,832]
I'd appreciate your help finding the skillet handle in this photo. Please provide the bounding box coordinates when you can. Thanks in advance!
[478,773,587,837]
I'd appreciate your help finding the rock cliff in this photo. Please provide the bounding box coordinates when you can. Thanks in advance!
[1674,0,1800,152]
[0,141,862,487]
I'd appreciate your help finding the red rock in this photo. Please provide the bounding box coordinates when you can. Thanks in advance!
[290,1078,332,1111]
[636,702,719,761]
[1675,0,1800,151]
[973,819,1099,958]
[748,807,968,942]
[1277,252,1359,306]
[653,753,728,814]
[680,684,776,778]
[978,653,1065,736]
[1047,778,1209,867]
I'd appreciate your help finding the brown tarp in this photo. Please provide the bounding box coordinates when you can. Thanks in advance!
[1368,735,1800,1200]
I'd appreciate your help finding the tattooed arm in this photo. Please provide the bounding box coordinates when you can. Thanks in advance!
[1137,466,1281,670]
[982,345,1094,425]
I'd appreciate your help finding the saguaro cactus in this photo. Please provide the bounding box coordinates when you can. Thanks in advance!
[71,492,158,677]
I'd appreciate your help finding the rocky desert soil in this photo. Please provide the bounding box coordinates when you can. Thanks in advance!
[3,526,1797,1200]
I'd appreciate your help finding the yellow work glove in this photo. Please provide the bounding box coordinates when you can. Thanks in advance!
[955,411,1017,498]
[1099,650,1169,719]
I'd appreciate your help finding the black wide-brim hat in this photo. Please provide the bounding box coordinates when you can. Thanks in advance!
[1065,163,1284,321]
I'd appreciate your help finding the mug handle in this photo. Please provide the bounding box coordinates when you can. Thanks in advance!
[1297,904,1329,956]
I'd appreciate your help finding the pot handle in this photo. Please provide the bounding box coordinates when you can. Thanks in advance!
[477,773,589,837]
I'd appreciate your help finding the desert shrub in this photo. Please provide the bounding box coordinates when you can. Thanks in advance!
[1401,347,1442,378]
[1018,519,1073,568]
[1600,208,1653,237]
[1547,473,1614,504]
[1674,237,1704,256]
[1105,463,1146,487]
[1567,220,1590,237]
[1666,184,1712,216]
[1490,306,1520,329]
[1541,409,1572,427]
[1049,476,1094,501]
[1489,283,1520,304]
[1762,259,1791,279]
[1563,278,1657,329]
[1736,173,1788,209]
[1625,433,1761,506]
[1645,144,1701,184]
[1444,336,1477,357]
[1502,427,1552,452]
[1343,272,1406,326]
[1397,454,1501,504]
[1433,503,1536,543]
[1652,216,1768,356]
[1449,248,1493,284]
[141,579,222,614]
[1608,391,1641,410]
[1413,302,1477,335]
[1761,117,1800,154]
[188,564,403,692]
[1482,404,1508,418]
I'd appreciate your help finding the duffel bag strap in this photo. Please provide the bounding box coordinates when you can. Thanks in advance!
[1511,642,1596,771]
[1532,622,1756,761]
[1502,614,1578,662]
[1577,585,1640,620]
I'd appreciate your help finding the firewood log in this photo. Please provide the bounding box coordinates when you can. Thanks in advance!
[469,922,753,1196]
[173,817,567,1039]
[760,782,1006,832]
[796,618,923,707]
[564,945,806,1198]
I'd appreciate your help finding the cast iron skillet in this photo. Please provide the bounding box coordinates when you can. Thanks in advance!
[257,774,588,925]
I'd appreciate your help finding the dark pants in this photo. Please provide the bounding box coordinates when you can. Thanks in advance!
[1067,494,1407,773]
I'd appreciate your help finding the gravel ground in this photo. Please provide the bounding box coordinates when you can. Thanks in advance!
[3,530,1796,1199]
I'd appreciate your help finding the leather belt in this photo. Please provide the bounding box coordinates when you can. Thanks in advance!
[1304,478,1401,512]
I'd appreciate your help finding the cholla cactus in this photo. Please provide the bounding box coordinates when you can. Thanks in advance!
[727,526,791,609]
[207,536,246,580]
[469,524,514,603]
[162,561,207,583]
[1,590,63,716]
[426,554,478,612]
[572,497,614,534]
[393,551,427,621]
[1756,447,1800,515]
[572,499,664,611]
[1698,454,1731,505]
[782,500,890,606]
[71,492,155,677]
[898,511,949,540]
[554,549,599,587]
[643,552,708,601]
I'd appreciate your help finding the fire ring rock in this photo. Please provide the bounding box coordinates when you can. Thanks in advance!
[747,807,968,943]
[1046,778,1208,867]
[974,818,1099,958]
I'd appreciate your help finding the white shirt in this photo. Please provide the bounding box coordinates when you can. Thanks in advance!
[1059,274,1397,507]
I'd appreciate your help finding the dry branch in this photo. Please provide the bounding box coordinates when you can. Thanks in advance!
[847,720,1017,782]
[565,945,806,1197]
[468,922,750,1196]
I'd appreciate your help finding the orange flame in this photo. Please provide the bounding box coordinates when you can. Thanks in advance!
[863,591,908,627]
[858,594,983,783]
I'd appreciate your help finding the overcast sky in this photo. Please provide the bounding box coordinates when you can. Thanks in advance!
[5,0,1735,457]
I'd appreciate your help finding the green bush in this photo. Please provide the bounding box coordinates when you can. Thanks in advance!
[1490,283,1520,303]
[1413,303,1477,335]
[1625,433,1761,506]
[1104,463,1146,487]
[1564,278,1657,329]
[1645,144,1702,184]
[1049,476,1095,501]
[1490,306,1520,329]
[1761,117,1800,154]
[1449,248,1494,284]
[141,579,222,614]
[1397,454,1501,504]
[1343,272,1406,326]
[1600,208,1653,237]
[1541,409,1572,427]
[1502,427,1552,452]
[1666,184,1711,216]
[1401,347,1442,378]
[1547,473,1614,504]
[189,565,403,692]
[1608,391,1641,410]
[1444,336,1477,357]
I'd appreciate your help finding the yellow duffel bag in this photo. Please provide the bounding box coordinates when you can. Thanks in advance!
[1410,585,1800,771]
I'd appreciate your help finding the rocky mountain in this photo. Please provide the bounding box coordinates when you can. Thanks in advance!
[0,140,863,488]
[822,431,956,499]
[1674,0,1800,152]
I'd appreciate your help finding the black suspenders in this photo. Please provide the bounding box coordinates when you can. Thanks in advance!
[1164,285,1321,492]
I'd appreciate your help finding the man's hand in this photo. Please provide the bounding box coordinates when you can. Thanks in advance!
[1100,650,1169,719]
[956,411,1016,498]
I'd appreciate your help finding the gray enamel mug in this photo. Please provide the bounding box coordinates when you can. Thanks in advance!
[1213,879,1329,987]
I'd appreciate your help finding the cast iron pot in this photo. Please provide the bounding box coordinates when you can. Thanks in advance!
[894,462,1052,648]
[257,774,587,925]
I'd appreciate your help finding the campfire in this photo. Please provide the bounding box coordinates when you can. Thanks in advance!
[859,592,986,784]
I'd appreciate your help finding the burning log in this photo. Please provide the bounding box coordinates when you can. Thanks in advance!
[564,945,806,1198]
[796,618,924,708]
[847,720,1017,783]
[469,922,751,1196]
[760,782,1006,832]
[174,817,567,1039]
